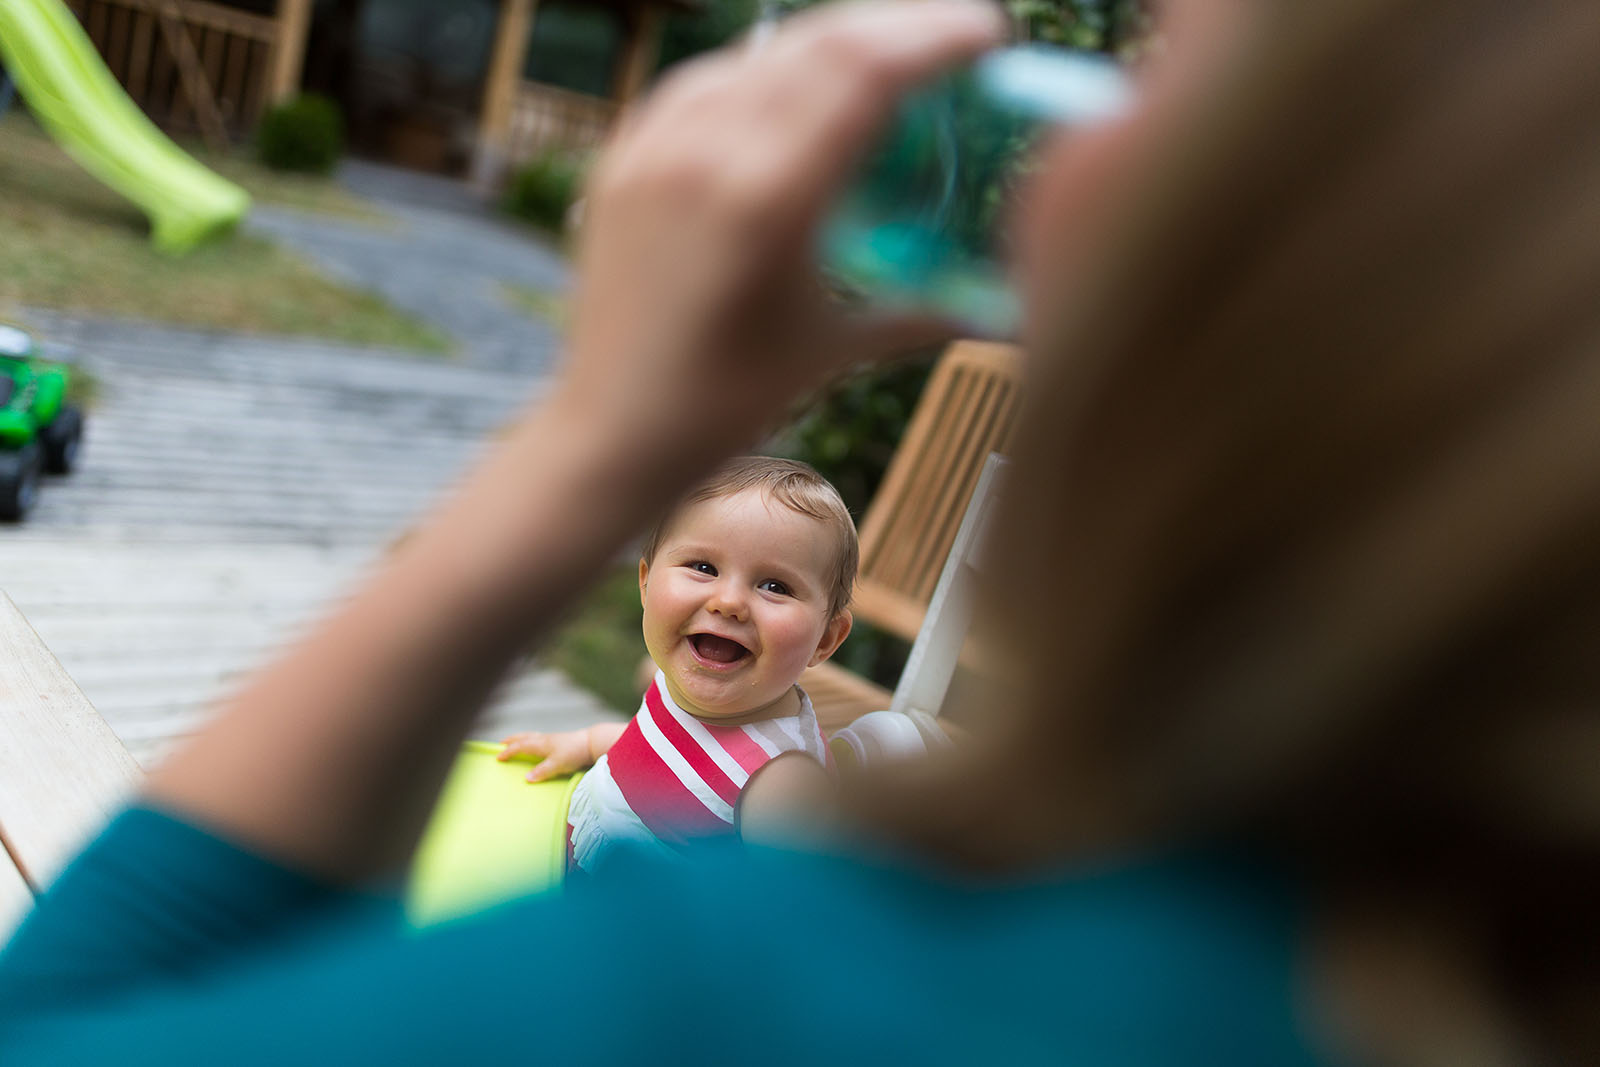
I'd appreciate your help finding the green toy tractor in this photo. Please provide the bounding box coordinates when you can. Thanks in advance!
[0,324,85,521]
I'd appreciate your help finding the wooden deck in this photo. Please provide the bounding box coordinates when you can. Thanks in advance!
[3,313,622,772]
[0,591,142,938]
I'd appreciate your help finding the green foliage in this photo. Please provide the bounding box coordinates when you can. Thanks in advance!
[504,150,586,234]
[542,564,646,714]
[1006,0,1155,57]
[255,94,344,175]
[828,617,911,690]
[499,282,569,327]
[780,353,936,521]
[656,0,761,73]
[653,0,1156,79]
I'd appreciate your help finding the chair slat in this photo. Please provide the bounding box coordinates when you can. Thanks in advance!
[856,354,960,570]
[848,582,927,644]
[883,366,979,590]
[855,342,1021,614]
[877,366,983,593]
[917,371,1019,601]
[902,374,1004,601]
[799,661,893,736]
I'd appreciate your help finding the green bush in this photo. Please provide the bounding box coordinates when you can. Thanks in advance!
[780,355,936,518]
[1007,0,1156,57]
[505,151,586,234]
[256,94,344,175]
[541,564,646,714]
[655,0,759,74]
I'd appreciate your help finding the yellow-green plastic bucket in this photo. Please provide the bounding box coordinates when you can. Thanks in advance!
[406,741,581,926]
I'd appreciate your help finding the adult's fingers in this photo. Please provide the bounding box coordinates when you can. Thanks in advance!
[729,0,1010,213]
[601,1,1006,228]
[762,0,1009,91]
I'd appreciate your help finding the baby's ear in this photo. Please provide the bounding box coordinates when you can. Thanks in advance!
[638,558,650,606]
[809,610,853,667]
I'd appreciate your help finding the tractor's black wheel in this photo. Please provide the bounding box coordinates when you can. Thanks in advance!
[0,442,43,521]
[41,404,84,474]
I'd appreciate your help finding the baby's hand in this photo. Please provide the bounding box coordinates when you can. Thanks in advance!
[497,729,594,783]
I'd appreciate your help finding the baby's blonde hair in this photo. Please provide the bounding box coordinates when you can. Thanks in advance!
[642,456,858,619]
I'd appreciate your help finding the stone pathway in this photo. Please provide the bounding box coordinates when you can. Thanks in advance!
[246,159,571,373]
[3,172,623,770]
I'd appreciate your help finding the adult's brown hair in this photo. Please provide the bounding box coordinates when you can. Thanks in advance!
[869,0,1600,1060]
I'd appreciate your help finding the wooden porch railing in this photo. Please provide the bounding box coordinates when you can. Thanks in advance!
[504,80,618,167]
[64,0,278,141]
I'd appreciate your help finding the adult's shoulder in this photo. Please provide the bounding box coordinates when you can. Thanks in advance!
[554,845,1325,1066]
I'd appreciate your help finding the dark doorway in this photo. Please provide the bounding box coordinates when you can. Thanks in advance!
[303,0,499,174]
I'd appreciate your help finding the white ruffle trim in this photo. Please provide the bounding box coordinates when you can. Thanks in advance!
[565,754,677,873]
[566,680,829,872]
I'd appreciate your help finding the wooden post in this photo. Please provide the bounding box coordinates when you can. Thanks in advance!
[268,0,313,104]
[613,1,665,107]
[156,1,229,149]
[472,0,539,191]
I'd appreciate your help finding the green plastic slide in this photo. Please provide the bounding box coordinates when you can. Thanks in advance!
[0,0,249,253]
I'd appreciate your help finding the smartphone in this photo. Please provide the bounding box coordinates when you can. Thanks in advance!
[820,45,1133,337]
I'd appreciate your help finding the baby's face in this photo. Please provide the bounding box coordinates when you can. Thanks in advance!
[640,489,849,723]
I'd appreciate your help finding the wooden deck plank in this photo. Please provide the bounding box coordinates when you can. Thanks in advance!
[3,315,617,781]
[0,852,34,942]
[0,593,144,892]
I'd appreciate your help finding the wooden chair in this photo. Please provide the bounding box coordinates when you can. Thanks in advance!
[886,452,1005,721]
[804,340,1023,734]
[828,453,1007,770]
[0,592,143,938]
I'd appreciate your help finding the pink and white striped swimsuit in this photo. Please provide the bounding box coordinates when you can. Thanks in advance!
[566,671,830,873]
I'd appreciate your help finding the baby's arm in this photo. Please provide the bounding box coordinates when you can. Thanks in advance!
[736,753,839,850]
[497,722,628,783]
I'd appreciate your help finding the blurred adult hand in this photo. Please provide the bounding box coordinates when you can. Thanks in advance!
[558,0,1006,454]
[143,2,1006,884]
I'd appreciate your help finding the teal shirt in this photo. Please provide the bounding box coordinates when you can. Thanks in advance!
[0,807,1324,1065]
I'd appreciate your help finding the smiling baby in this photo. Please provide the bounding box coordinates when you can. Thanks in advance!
[498,456,856,873]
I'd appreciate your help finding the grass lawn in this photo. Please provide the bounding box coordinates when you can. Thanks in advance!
[499,282,569,330]
[202,148,391,225]
[0,113,447,352]
[540,563,646,714]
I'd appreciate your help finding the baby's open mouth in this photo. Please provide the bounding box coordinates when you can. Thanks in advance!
[690,633,750,664]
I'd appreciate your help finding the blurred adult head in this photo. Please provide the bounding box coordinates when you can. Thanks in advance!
[874,0,1599,1059]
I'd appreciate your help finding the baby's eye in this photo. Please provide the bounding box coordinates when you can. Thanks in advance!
[758,579,791,596]
[688,561,717,576]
